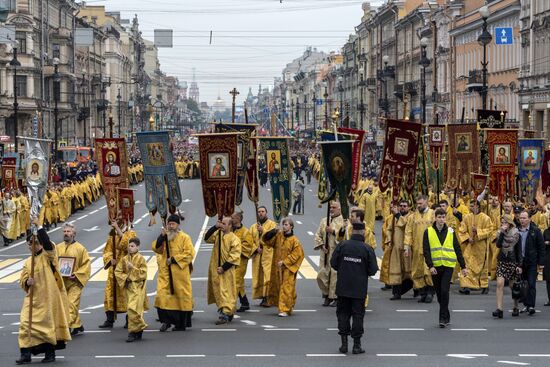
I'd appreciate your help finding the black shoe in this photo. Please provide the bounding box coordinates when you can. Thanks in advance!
[15,352,31,365]
[126,333,137,343]
[70,326,84,336]
[124,315,128,329]
[413,289,419,298]
[159,323,170,332]
[329,299,337,307]
[544,302,550,306]
[512,308,520,317]
[237,304,250,312]
[459,288,471,295]
[259,297,269,308]
[135,331,143,340]
[322,297,331,307]
[439,321,446,328]
[418,294,427,303]
[41,353,55,363]
[339,335,348,354]
[528,307,536,315]
[172,326,186,331]
[492,309,503,319]
[390,295,401,301]
[424,294,433,304]
[481,287,489,295]
[352,338,365,354]
[98,320,114,329]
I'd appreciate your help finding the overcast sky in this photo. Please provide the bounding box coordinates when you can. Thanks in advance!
[101,0,384,105]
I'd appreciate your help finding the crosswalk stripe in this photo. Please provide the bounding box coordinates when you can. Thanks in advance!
[0,259,26,282]
[309,255,320,267]
[299,257,318,279]
[147,256,158,281]
[90,256,152,282]
[0,258,22,270]
[0,269,23,283]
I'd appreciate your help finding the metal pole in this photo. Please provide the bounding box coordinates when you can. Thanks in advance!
[312,94,317,136]
[117,88,121,137]
[482,22,488,111]
[54,64,59,160]
[12,47,19,153]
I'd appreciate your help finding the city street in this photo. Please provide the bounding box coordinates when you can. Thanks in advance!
[1,179,550,366]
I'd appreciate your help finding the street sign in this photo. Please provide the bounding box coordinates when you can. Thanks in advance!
[495,27,513,45]
[316,99,323,106]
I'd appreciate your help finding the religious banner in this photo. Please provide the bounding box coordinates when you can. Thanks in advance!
[317,130,352,204]
[318,140,354,219]
[197,133,239,218]
[214,123,257,205]
[486,129,518,201]
[518,138,545,202]
[541,150,550,194]
[245,137,259,203]
[260,137,292,222]
[22,137,50,219]
[118,188,135,223]
[337,127,364,188]
[136,131,182,220]
[1,157,17,190]
[379,119,422,200]
[471,172,489,197]
[477,109,507,129]
[428,125,445,170]
[95,138,129,221]
[447,124,480,190]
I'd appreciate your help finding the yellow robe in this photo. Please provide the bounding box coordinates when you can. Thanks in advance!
[458,212,493,289]
[358,191,378,233]
[56,241,91,328]
[8,196,20,240]
[115,252,149,333]
[314,215,345,299]
[103,230,136,313]
[250,219,278,299]
[50,191,60,224]
[206,230,241,315]
[18,247,71,349]
[404,208,434,289]
[532,211,548,231]
[263,231,304,313]
[19,195,30,236]
[153,231,195,311]
[234,225,256,298]
[381,212,412,285]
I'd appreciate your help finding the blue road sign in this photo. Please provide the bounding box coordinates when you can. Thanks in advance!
[495,27,513,45]
[316,99,323,106]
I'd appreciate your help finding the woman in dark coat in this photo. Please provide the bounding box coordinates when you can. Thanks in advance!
[542,227,550,306]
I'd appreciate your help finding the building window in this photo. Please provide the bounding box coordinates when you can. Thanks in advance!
[15,31,26,53]
[16,75,27,98]
[52,43,60,59]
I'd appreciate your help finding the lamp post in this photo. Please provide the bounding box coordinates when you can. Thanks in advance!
[359,74,365,131]
[81,72,88,146]
[312,92,317,136]
[53,57,60,160]
[337,76,344,127]
[322,81,329,130]
[10,41,21,153]
[117,88,122,137]
[290,100,294,131]
[419,37,431,126]
[381,55,391,118]
[478,4,492,110]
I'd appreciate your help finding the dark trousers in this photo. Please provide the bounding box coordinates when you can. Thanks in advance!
[522,264,538,308]
[336,296,365,338]
[432,266,453,323]
[292,194,302,214]
[546,281,550,302]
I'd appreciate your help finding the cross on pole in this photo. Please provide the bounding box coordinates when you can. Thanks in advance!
[229,88,239,123]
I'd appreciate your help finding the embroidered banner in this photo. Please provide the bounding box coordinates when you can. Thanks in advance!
[477,109,506,129]
[22,138,51,220]
[214,123,257,206]
[197,133,239,218]
[447,124,480,190]
[337,127,364,188]
[118,188,135,223]
[379,119,422,200]
[541,150,550,194]
[428,125,445,170]
[318,140,354,219]
[260,137,292,222]
[1,157,17,190]
[486,129,518,201]
[245,137,259,203]
[136,131,182,220]
[317,130,354,203]
[471,172,489,197]
[95,138,129,221]
[518,138,545,203]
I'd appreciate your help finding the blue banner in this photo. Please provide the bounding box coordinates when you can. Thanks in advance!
[260,137,292,222]
[137,131,182,219]
[518,138,545,203]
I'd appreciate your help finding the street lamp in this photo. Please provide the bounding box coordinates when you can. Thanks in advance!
[322,81,329,130]
[337,76,344,127]
[81,71,88,146]
[419,37,431,125]
[478,4,492,110]
[379,55,392,118]
[117,88,122,137]
[358,74,365,131]
[53,57,60,160]
[10,41,21,153]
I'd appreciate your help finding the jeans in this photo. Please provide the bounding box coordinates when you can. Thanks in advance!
[336,297,365,338]
[522,264,538,308]
[292,194,302,214]
[432,266,453,323]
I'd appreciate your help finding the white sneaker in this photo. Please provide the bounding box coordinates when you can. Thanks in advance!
[278,312,288,317]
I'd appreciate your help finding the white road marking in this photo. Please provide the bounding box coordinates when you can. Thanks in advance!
[448,354,489,359]
[265,328,299,331]
[0,227,59,253]
[89,210,99,215]
[32,356,64,359]
[450,329,487,331]
[191,277,208,281]
[201,329,236,332]
[84,330,111,333]
[326,328,338,331]
[77,214,88,220]
[296,220,303,225]
[388,328,424,331]
[166,355,205,358]
[91,242,107,254]
[497,361,530,366]
[134,218,142,225]
[518,355,550,357]
[452,309,485,313]
[236,354,276,357]
[293,309,317,312]
[81,304,105,311]
[11,322,20,325]
[95,355,134,358]
[79,311,91,314]
[262,325,275,328]
[141,213,148,219]
[193,216,210,263]
[240,320,257,326]
[99,205,107,209]
[309,255,320,267]
[307,231,314,236]
[306,354,345,357]
[377,354,418,357]
[396,310,428,312]
[2,313,20,316]
[514,329,549,332]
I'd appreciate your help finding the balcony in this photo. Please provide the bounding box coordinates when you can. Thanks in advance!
[378,98,389,111]
[433,92,451,103]
[394,84,404,100]
[366,77,377,89]
[404,81,418,96]
[467,69,483,92]
[53,27,72,39]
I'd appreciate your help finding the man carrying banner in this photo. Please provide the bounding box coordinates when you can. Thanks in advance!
[315,200,345,307]
[153,214,195,332]
[232,212,256,312]
[55,223,91,336]
[250,206,277,307]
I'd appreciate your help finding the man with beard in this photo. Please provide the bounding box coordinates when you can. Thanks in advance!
[55,223,91,336]
[205,216,241,324]
[153,214,195,332]
[381,200,413,300]
[250,206,278,307]
[315,201,345,307]
[404,195,435,303]
[98,217,137,329]
[232,212,256,312]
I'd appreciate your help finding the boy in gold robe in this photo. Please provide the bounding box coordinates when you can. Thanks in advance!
[232,212,256,312]
[115,237,149,342]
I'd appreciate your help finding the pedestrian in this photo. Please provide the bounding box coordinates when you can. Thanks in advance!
[292,176,305,215]
[493,214,521,318]
[330,222,378,354]
[543,225,550,306]
[423,207,467,328]
[517,210,545,315]
[16,219,71,364]
[115,237,148,342]
[262,217,304,317]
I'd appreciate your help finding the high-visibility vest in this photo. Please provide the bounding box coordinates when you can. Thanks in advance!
[427,226,457,268]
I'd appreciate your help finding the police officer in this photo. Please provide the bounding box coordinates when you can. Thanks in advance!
[423,207,467,328]
[330,222,378,354]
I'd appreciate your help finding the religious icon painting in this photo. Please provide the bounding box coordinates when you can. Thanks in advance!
[26,159,43,182]
[455,133,472,154]
[266,149,281,174]
[237,141,244,169]
[523,149,538,168]
[103,150,121,177]
[58,256,76,277]
[493,144,511,165]
[208,152,229,179]
[146,143,166,166]
[393,137,409,156]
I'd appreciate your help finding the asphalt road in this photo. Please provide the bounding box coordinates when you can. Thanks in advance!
[1,178,550,366]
